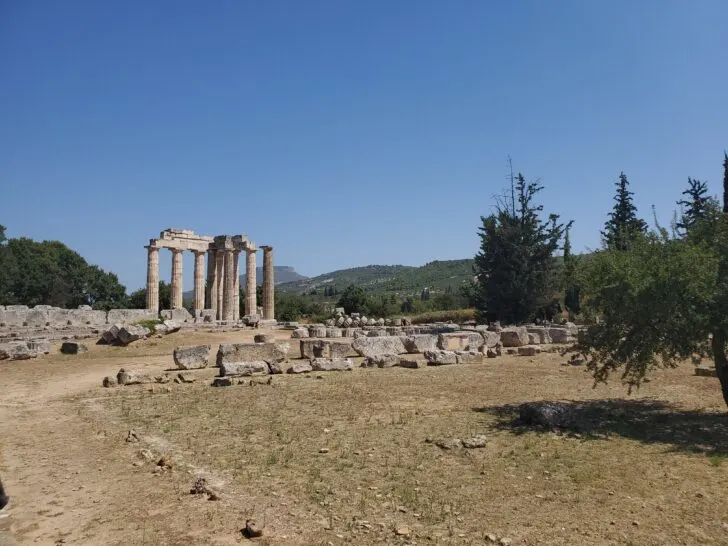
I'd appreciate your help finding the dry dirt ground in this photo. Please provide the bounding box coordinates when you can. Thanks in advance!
[2,329,728,545]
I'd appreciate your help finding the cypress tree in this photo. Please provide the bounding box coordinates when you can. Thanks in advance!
[602,172,647,251]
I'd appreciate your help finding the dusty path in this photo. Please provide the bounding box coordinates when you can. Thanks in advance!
[0,330,302,545]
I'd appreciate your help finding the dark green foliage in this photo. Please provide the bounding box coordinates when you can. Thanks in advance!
[0,231,127,309]
[474,173,567,324]
[675,178,719,236]
[563,226,581,318]
[128,281,171,310]
[337,284,370,315]
[601,172,648,251]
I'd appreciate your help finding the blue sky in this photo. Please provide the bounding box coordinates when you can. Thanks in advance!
[1,0,726,291]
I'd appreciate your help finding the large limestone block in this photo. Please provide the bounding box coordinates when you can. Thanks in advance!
[116,325,150,346]
[0,342,34,360]
[455,350,484,363]
[26,307,49,327]
[308,326,327,338]
[107,309,158,324]
[61,341,88,355]
[300,339,355,359]
[424,350,459,365]
[47,308,70,327]
[352,336,407,358]
[220,360,269,376]
[216,342,291,366]
[310,358,354,372]
[500,327,529,347]
[173,345,211,369]
[549,323,578,343]
[480,330,501,348]
[437,332,485,351]
[287,362,313,374]
[362,354,401,368]
[401,334,438,354]
[68,309,107,326]
[116,368,153,385]
[27,338,51,355]
[291,328,309,339]
[0,307,27,327]
[526,326,552,344]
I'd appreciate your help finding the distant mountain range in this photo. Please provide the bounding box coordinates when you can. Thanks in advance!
[242,265,309,286]
[276,259,476,296]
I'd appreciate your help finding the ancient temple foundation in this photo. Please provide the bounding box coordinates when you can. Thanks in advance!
[145,229,275,321]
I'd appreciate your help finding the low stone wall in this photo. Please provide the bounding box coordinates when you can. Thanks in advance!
[0,305,162,329]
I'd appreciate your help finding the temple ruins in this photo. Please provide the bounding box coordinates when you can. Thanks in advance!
[145,229,275,322]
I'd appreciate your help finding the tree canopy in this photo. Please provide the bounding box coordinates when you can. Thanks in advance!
[601,172,647,251]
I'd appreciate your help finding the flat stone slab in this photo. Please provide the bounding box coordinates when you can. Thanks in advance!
[300,339,354,359]
[220,361,269,376]
[352,336,407,358]
[401,334,438,354]
[287,362,313,374]
[173,344,211,370]
[398,358,425,369]
[361,354,401,368]
[310,358,354,371]
[424,350,459,365]
[216,342,290,366]
[437,332,485,351]
[695,366,718,377]
[500,327,529,347]
[60,341,88,355]
[116,368,153,385]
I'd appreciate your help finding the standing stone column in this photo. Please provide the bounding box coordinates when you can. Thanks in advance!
[261,246,275,320]
[145,246,160,312]
[193,251,205,311]
[206,249,216,311]
[222,250,235,321]
[170,249,184,309]
[245,247,257,316]
[233,250,241,321]
[215,251,225,320]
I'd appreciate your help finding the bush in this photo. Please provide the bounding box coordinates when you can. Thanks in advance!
[407,308,476,325]
[135,318,162,332]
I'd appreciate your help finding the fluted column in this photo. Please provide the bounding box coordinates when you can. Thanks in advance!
[261,246,274,320]
[245,247,257,316]
[193,251,205,311]
[145,246,159,312]
[233,250,241,321]
[222,249,235,321]
[215,250,225,319]
[206,249,216,310]
[170,249,184,309]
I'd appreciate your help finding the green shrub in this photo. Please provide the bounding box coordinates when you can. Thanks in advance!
[407,308,476,325]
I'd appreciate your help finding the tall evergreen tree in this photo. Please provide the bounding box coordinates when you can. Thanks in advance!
[474,172,567,324]
[602,172,647,251]
[675,178,719,235]
[563,225,580,319]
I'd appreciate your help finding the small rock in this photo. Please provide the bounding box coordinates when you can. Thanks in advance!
[243,520,264,538]
[434,438,462,450]
[138,449,155,461]
[499,539,512,546]
[319,448,329,454]
[157,455,173,469]
[485,534,497,542]
[462,434,488,448]
[125,430,140,443]
[395,526,410,537]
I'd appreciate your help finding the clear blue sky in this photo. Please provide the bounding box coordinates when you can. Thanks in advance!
[2,0,726,291]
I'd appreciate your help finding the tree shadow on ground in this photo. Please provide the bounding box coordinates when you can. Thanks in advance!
[474,398,728,455]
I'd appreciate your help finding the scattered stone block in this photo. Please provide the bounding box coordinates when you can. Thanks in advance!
[220,361,269,376]
[291,328,310,339]
[308,326,327,338]
[398,357,425,369]
[116,368,153,386]
[27,338,51,355]
[212,377,234,387]
[352,336,407,358]
[116,325,150,346]
[102,376,118,387]
[310,358,354,371]
[362,354,401,368]
[254,333,275,343]
[455,350,484,363]
[326,327,342,338]
[518,346,540,357]
[438,332,485,351]
[287,362,313,374]
[216,342,290,367]
[177,372,196,383]
[695,366,718,377]
[173,344,211,370]
[61,341,88,355]
[0,341,33,360]
[500,327,529,347]
[424,350,459,365]
[401,334,438,354]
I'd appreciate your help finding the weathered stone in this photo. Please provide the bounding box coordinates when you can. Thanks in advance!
[326,327,342,338]
[254,333,275,343]
[27,338,51,355]
[455,350,484,364]
[366,329,388,337]
[500,327,529,347]
[102,376,118,387]
[287,362,313,374]
[352,336,407,358]
[695,366,718,377]
[549,326,577,344]
[400,334,438,354]
[527,333,539,345]
[486,347,498,358]
[116,368,153,386]
[173,345,211,370]
[518,346,540,357]
[116,325,150,346]
[462,434,488,448]
[220,361,269,376]
[300,339,354,359]
[61,341,88,355]
[398,357,424,369]
[107,309,157,324]
[438,332,485,351]
[267,361,283,374]
[216,342,290,366]
[362,354,401,368]
[291,328,310,339]
[211,377,234,387]
[518,402,574,430]
[526,326,552,344]
[102,324,121,344]
[161,319,181,334]
[308,326,327,338]
[177,372,196,383]
[0,342,33,360]
[424,350,458,365]
[311,358,354,371]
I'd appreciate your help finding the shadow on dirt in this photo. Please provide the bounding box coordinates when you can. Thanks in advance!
[474,398,728,455]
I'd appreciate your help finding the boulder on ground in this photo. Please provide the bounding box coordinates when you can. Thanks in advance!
[518,346,540,357]
[0,341,34,361]
[156,319,182,335]
[500,327,529,347]
[216,342,290,366]
[311,358,354,372]
[308,326,327,338]
[695,366,717,377]
[173,345,211,370]
[401,334,438,354]
[61,341,88,355]
[102,324,121,345]
[220,361,269,376]
[212,377,235,387]
[362,354,401,368]
[287,362,313,374]
[116,325,150,346]
[116,368,153,386]
[549,326,577,344]
[254,333,275,343]
[517,402,574,430]
[291,328,310,339]
[437,332,485,352]
[102,376,118,388]
[352,336,407,358]
[455,350,484,364]
[526,326,552,344]
[27,338,51,355]
[424,350,459,365]
[326,327,342,338]
[398,357,425,369]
